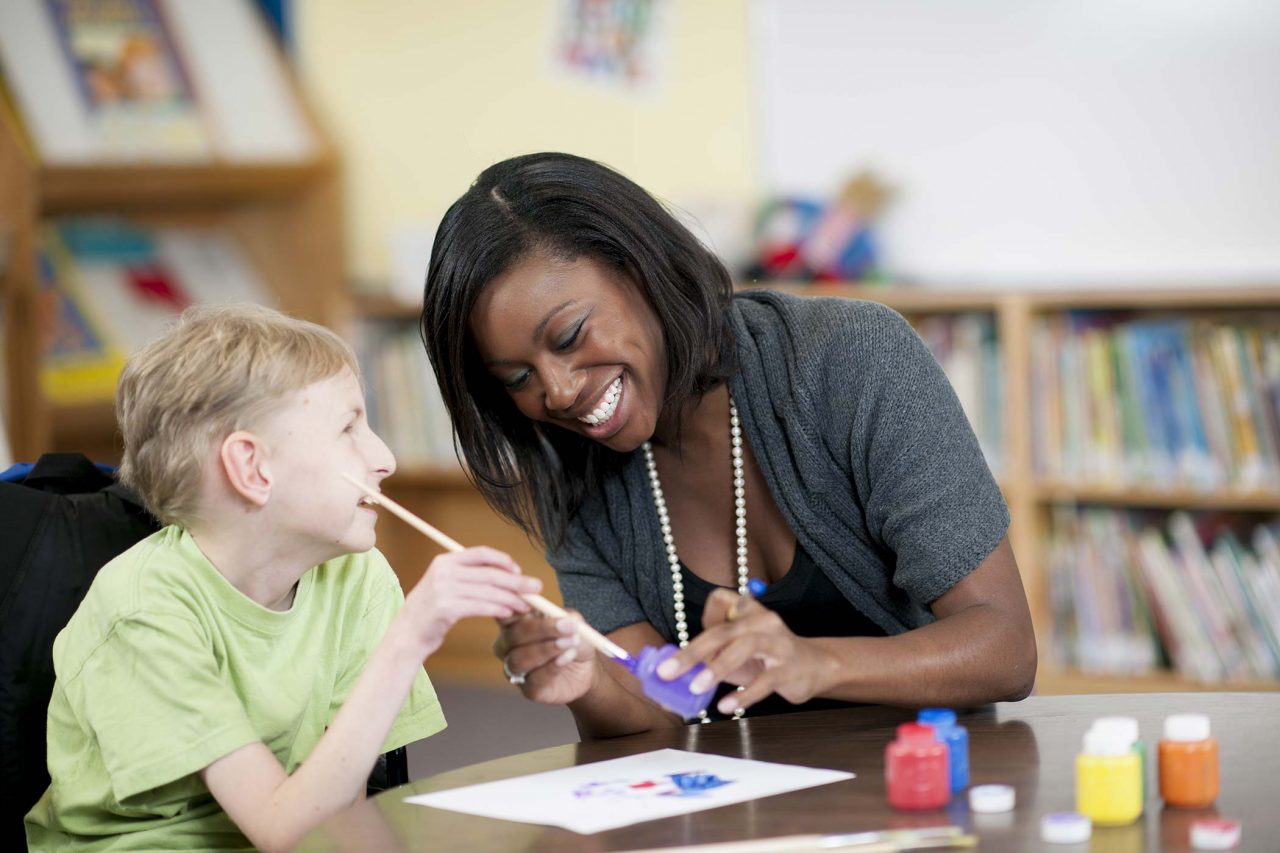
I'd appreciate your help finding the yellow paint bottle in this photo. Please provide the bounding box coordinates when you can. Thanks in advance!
[1077,725,1142,826]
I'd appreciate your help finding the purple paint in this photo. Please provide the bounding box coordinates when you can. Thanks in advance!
[617,644,717,720]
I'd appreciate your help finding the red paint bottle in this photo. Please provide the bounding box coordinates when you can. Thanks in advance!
[886,722,950,810]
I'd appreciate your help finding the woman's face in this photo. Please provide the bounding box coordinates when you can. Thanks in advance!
[469,252,667,453]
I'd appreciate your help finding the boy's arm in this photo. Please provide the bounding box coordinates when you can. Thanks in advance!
[201,547,539,853]
[200,620,426,853]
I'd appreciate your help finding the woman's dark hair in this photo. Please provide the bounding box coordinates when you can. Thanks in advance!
[420,152,736,546]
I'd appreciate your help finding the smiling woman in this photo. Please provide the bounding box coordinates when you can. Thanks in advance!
[420,153,1037,739]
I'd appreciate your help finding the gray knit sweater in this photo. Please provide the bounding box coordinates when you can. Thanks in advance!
[551,289,1010,640]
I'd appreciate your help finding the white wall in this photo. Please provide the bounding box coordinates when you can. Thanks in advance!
[754,0,1280,287]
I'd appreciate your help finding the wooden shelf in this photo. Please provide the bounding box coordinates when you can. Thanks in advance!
[1035,480,1280,511]
[387,464,473,490]
[1025,285,1280,312]
[353,292,420,321]
[1034,668,1280,696]
[38,158,335,213]
[748,281,1003,313]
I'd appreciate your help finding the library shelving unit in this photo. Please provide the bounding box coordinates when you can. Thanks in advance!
[0,99,347,464]
[768,281,1280,696]
[354,284,1280,693]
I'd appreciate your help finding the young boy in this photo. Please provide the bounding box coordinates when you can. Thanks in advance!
[24,303,541,851]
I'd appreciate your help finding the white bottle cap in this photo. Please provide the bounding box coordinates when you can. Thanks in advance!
[969,784,1015,813]
[1190,818,1241,850]
[1091,716,1139,745]
[1041,812,1092,844]
[1083,726,1130,756]
[1165,713,1212,742]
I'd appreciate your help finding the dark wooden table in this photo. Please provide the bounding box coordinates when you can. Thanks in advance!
[298,693,1278,852]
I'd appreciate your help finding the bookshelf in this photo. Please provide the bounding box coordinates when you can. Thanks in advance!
[351,285,1280,693]
[772,282,1280,696]
[0,102,346,464]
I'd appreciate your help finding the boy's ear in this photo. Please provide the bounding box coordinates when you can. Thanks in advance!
[220,431,273,507]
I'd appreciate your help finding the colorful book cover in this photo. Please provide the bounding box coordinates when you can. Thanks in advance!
[37,226,129,404]
[44,0,210,158]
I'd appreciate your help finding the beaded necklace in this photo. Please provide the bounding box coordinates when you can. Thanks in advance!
[640,394,748,722]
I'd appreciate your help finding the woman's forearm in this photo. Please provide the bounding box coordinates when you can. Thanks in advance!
[812,601,1037,708]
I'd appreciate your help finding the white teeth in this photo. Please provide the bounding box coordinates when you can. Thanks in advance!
[579,377,622,426]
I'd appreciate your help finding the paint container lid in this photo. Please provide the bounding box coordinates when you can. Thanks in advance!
[1190,818,1241,850]
[1091,716,1139,745]
[919,707,958,728]
[1083,726,1131,756]
[969,784,1015,813]
[1041,812,1092,844]
[1165,713,1212,742]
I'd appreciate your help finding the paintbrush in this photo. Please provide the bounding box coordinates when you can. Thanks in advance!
[613,825,978,852]
[344,473,721,718]
[343,473,630,660]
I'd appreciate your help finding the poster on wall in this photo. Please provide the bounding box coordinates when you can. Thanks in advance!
[551,0,668,94]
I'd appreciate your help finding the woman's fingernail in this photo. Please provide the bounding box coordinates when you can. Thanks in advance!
[555,648,577,666]
[718,697,738,715]
[656,660,678,679]
[556,618,573,633]
[689,671,714,694]
[555,636,573,649]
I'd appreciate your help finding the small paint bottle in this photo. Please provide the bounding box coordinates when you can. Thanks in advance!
[1159,713,1219,809]
[918,708,969,793]
[1076,725,1142,826]
[1091,716,1144,809]
[886,722,950,811]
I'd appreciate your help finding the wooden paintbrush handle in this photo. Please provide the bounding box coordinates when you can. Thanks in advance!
[344,475,632,661]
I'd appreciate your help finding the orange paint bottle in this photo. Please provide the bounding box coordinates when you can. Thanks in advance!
[1159,713,1219,809]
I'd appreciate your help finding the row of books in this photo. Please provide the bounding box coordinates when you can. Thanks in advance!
[0,0,315,163]
[915,312,1004,474]
[39,218,273,404]
[1047,506,1280,683]
[357,321,458,471]
[1030,312,1280,489]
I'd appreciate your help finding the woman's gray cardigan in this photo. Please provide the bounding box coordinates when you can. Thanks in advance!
[551,289,1010,640]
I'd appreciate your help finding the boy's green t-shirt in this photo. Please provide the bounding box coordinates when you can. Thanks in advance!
[24,526,446,852]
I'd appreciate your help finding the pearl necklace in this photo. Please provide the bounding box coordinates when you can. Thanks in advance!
[641,394,748,722]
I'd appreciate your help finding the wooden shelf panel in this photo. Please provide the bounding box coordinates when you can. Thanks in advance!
[39,159,334,212]
[746,281,1003,313]
[386,465,473,489]
[1034,668,1279,695]
[353,292,420,321]
[1034,480,1280,511]
[1025,285,1280,312]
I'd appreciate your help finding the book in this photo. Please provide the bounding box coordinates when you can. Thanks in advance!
[39,218,274,404]
[0,0,315,163]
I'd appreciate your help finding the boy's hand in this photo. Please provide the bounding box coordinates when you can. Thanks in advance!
[401,546,541,658]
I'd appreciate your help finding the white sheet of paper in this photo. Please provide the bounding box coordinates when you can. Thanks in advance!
[404,748,855,834]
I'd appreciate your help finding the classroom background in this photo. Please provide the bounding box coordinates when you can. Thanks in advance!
[1,0,1278,780]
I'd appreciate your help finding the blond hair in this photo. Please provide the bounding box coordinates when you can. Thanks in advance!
[116,303,359,527]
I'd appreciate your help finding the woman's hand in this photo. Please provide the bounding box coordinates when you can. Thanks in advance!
[655,589,839,716]
[492,610,597,705]
[400,546,541,659]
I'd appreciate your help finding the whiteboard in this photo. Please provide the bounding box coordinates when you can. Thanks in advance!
[751,0,1280,286]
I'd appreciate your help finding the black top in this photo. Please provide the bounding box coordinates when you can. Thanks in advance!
[679,543,888,720]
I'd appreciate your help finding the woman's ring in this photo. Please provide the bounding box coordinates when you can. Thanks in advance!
[502,656,526,686]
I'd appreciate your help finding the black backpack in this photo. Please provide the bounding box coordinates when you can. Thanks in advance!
[0,453,160,845]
